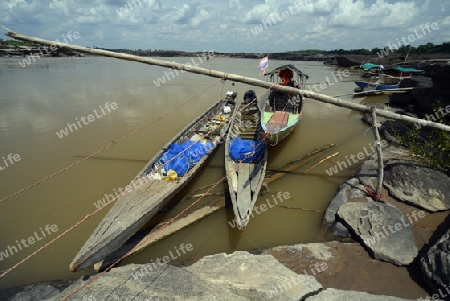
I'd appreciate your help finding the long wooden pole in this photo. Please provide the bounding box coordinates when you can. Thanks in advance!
[371,108,384,201]
[5,29,450,132]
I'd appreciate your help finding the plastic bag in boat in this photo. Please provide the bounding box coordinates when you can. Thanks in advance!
[160,140,214,177]
[229,137,265,163]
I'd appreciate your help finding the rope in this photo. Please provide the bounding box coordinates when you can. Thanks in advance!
[0,79,222,205]
[364,185,384,202]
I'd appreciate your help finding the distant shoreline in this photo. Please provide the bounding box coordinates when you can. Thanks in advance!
[1,45,449,68]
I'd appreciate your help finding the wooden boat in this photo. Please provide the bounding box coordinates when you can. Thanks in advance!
[225,90,268,230]
[69,91,237,272]
[354,80,399,95]
[260,64,309,144]
[356,63,424,95]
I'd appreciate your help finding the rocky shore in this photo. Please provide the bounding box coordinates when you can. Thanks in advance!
[0,44,83,58]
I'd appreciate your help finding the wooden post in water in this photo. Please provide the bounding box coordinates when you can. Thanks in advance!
[371,108,384,201]
[4,29,450,133]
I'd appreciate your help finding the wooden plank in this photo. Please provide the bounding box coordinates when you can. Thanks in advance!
[236,164,252,214]
[228,162,238,193]
[249,163,264,195]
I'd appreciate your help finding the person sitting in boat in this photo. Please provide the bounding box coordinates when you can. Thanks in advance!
[269,68,301,112]
[279,68,298,88]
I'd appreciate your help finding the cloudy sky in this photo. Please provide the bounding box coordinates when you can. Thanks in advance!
[1,0,449,52]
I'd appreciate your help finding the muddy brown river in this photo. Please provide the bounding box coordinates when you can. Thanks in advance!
[0,56,388,289]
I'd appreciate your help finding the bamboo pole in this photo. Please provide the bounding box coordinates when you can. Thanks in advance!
[303,152,339,173]
[371,108,384,201]
[5,29,450,133]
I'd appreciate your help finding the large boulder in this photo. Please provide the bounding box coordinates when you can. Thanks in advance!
[185,252,322,300]
[17,252,322,301]
[337,202,418,266]
[397,62,450,112]
[420,227,450,294]
[383,162,450,211]
[322,177,368,237]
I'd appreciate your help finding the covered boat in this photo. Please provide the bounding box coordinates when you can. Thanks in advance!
[260,64,309,144]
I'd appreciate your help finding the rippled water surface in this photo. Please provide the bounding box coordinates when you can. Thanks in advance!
[0,56,387,288]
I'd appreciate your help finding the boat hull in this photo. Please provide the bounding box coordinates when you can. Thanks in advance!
[70,93,237,272]
[259,64,307,144]
[225,96,267,230]
[354,80,399,95]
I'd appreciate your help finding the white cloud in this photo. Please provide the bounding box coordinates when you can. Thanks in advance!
[1,0,448,52]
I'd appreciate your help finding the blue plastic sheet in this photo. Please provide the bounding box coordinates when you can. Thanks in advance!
[229,137,265,163]
[160,140,213,177]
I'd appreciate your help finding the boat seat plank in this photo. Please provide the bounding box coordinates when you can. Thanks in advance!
[237,164,252,214]
[249,164,262,194]
[227,161,238,193]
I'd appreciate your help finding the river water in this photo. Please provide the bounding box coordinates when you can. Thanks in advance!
[0,56,388,289]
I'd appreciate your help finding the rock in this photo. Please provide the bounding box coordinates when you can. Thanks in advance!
[420,227,450,292]
[9,283,62,301]
[356,158,380,188]
[398,76,435,111]
[390,93,415,105]
[361,105,410,145]
[383,162,450,211]
[269,243,334,261]
[186,252,322,300]
[337,202,418,266]
[28,252,322,301]
[396,62,450,112]
[322,178,370,237]
[308,288,417,300]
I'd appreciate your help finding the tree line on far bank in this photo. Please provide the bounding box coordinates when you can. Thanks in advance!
[291,41,450,56]
[1,38,449,56]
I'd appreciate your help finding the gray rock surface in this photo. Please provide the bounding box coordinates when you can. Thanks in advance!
[384,162,450,211]
[323,146,417,238]
[268,243,334,261]
[357,158,380,188]
[18,252,322,301]
[308,288,417,300]
[322,177,370,237]
[186,252,322,300]
[420,227,450,292]
[9,283,62,301]
[337,202,418,265]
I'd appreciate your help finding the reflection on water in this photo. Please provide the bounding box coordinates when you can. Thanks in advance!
[0,57,386,289]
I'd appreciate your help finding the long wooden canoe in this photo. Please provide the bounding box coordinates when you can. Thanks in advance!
[225,90,267,230]
[69,91,237,272]
[261,64,308,144]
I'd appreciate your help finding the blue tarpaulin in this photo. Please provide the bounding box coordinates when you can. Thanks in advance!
[160,140,213,177]
[229,137,265,163]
